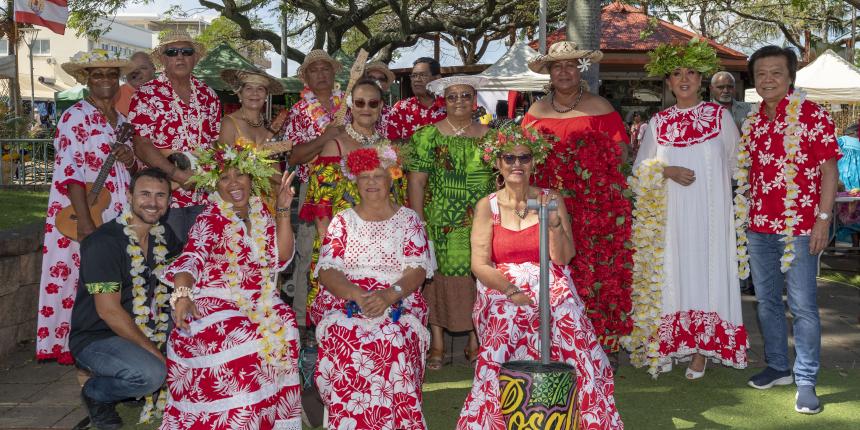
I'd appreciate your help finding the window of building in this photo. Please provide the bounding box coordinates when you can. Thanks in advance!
[0,39,8,55]
[32,39,50,56]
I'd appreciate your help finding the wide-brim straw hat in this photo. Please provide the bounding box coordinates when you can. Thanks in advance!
[297,50,342,83]
[365,61,395,84]
[426,75,488,96]
[221,68,284,95]
[528,41,604,74]
[152,29,206,66]
[61,50,135,85]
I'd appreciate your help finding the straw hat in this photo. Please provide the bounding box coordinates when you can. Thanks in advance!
[152,29,206,65]
[221,68,284,95]
[528,41,604,74]
[297,50,342,82]
[61,50,135,85]
[365,61,395,84]
[426,75,488,96]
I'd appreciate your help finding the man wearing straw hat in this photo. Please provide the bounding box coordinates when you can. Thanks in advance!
[280,49,344,328]
[36,50,138,365]
[128,30,221,243]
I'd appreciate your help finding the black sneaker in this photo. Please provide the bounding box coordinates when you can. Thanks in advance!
[795,385,822,414]
[80,388,122,430]
[748,367,793,389]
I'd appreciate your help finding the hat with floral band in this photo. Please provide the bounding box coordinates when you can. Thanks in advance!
[61,50,135,85]
[528,41,604,74]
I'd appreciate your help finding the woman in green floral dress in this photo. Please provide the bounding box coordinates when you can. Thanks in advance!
[407,75,494,369]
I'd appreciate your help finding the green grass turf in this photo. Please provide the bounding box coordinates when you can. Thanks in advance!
[0,189,48,231]
[819,270,860,289]
[115,364,860,429]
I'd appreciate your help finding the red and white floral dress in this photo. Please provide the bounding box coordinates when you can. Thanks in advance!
[386,96,446,141]
[633,101,748,370]
[311,207,434,430]
[36,101,132,363]
[457,192,622,430]
[159,195,301,430]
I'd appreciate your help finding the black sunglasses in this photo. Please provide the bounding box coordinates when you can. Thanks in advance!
[501,153,533,165]
[445,91,474,103]
[353,98,381,109]
[164,47,195,57]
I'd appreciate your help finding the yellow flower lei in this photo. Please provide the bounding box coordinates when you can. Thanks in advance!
[735,90,804,275]
[213,192,292,370]
[116,210,170,422]
[622,158,668,378]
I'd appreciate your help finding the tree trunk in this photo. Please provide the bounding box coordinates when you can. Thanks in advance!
[566,0,601,92]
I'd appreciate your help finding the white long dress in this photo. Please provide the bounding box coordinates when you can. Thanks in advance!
[633,101,748,370]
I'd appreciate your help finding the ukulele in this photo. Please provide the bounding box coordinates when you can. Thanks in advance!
[55,123,135,241]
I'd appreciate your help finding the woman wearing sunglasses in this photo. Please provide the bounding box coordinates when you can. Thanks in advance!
[301,78,390,306]
[457,124,622,429]
[406,75,494,370]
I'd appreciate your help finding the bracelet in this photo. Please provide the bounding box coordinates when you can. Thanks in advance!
[505,286,522,298]
[275,207,290,213]
[170,286,194,309]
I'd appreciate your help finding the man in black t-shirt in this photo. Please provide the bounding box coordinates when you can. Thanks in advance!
[70,168,181,430]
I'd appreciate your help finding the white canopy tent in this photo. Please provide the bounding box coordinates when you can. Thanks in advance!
[477,40,550,92]
[745,50,860,104]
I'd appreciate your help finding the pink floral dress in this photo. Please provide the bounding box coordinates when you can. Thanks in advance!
[36,101,132,363]
[457,192,623,430]
[310,207,434,430]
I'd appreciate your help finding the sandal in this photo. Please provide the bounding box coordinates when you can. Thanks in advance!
[465,347,479,367]
[427,349,444,370]
[685,355,707,380]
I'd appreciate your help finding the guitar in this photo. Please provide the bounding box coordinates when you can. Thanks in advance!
[55,123,135,241]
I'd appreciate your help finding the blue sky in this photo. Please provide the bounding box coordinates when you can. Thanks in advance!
[119,0,508,76]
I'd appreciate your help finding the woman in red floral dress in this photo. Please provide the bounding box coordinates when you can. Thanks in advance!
[160,142,301,429]
[457,125,622,430]
[525,41,633,362]
[311,144,435,430]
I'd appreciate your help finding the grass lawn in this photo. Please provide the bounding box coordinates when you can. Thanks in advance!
[820,270,860,289]
[0,189,48,231]
[116,364,860,430]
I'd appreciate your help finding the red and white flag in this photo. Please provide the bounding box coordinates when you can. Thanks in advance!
[14,0,69,35]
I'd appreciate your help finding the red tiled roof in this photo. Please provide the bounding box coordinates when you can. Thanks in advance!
[531,2,747,60]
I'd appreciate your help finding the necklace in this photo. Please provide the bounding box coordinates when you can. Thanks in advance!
[550,85,584,114]
[513,205,528,219]
[242,110,265,128]
[346,123,381,146]
[506,189,528,219]
[445,117,472,136]
[85,96,117,127]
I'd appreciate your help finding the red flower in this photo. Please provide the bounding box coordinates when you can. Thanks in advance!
[345,148,381,176]
[62,297,74,309]
[57,237,71,249]
[40,306,54,318]
[37,327,49,339]
[45,283,60,294]
[49,262,71,281]
[55,322,70,338]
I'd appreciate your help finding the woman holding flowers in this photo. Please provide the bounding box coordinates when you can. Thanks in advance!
[159,142,301,429]
[524,41,633,363]
[311,144,434,429]
[458,124,622,430]
[626,39,748,379]
[407,75,494,370]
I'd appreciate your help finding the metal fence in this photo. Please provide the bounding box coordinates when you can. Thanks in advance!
[0,139,54,186]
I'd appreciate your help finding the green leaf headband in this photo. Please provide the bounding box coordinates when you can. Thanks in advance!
[645,38,721,78]
[479,122,556,166]
[190,137,279,196]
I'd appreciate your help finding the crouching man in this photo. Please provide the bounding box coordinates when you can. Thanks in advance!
[69,168,182,429]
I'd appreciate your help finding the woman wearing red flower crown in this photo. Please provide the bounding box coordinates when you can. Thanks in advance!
[457,124,622,430]
[627,39,748,379]
[525,41,632,362]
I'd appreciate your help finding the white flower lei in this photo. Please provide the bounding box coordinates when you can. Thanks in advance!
[622,158,668,378]
[116,210,170,422]
[213,193,292,370]
[735,90,805,275]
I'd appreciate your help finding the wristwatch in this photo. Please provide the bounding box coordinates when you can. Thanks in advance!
[817,212,830,221]
[392,284,403,296]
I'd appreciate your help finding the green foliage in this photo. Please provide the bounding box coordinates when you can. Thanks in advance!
[195,16,272,63]
[645,38,720,77]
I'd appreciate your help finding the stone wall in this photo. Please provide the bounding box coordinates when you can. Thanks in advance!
[0,222,44,359]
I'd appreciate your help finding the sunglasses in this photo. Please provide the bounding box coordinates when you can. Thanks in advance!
[501,153,533,165]
[163,47,195,57]
[445,91,474,103]
[353,98,381,109]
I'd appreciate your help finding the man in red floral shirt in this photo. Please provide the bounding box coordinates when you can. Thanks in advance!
[387,57,447,143]
[742,46,840,415]
[129,30,221,243]
[281,50,344,328]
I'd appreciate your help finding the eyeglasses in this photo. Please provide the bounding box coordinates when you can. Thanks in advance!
[353,98,381,109]
[445,91,474,103]
[410,73,432,80]
[501,153,533,165]
[164,47,195,57]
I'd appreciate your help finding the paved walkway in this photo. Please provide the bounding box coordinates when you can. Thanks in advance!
[1,278,858,429]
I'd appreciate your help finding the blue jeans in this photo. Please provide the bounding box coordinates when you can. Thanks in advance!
[747,231,821,387]
[75,336,167,403]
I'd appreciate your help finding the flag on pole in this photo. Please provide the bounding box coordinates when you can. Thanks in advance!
[14,0,69,35]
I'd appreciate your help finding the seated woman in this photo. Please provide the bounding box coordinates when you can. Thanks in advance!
[311,144,434,430]
[457,124,622,430]
[159,142,301,429]
[302,77,392,317]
